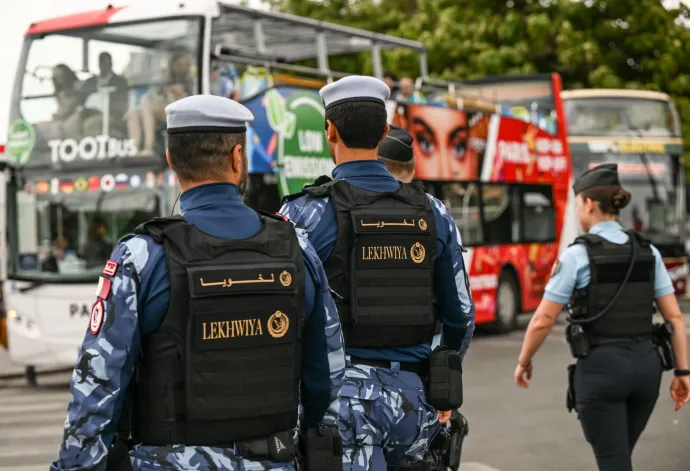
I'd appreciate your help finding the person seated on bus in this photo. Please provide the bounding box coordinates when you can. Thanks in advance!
[127,52,192,155]
[41,234,70,273]
[79,216,113,269]
[377,124,415,183]
[80,52,129,135]
[210,62,240,100]
[35,64,89,142]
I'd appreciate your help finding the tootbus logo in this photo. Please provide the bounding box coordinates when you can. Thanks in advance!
[48,136,137,163]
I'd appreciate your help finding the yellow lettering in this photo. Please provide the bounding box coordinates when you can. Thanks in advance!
[202,317,266,340]
[361,245,410,261]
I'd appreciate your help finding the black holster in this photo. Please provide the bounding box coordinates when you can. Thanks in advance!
[566,324,591,359]
[566,364,577,413]
[653,321,676,371]
[422,411,469,471]
[298,425,342,471]
[105,435,132,471]
[427,346,463,410]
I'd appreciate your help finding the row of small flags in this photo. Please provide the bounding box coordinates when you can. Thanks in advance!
[25,172,178,195]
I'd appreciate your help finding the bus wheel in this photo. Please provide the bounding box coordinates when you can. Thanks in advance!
[490,273,519,334]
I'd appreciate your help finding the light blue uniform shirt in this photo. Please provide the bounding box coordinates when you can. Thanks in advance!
[545,220,674,304]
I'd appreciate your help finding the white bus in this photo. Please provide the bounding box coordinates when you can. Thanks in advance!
[2,1,430,377]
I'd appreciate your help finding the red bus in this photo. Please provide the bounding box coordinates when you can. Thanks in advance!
[388,75,571,332]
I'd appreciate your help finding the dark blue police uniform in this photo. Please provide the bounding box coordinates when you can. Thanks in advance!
[51,95,345,471]
[280,75,474,471]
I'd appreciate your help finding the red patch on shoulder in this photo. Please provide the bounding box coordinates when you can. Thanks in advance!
[95,276,112,299]
[102,260,118,276]
[276,212,289,221]
[89,300,105,335]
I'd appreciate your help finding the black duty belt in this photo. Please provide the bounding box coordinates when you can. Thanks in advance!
[590,334,653,347]
[349,357,428,377]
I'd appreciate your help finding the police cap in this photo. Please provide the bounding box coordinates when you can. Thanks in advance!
[320,75,390,111]
[165,95,254,134]
[572,163,620,194]
[378,125,414,163]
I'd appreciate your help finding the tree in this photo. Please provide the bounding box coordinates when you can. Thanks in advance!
[268,0,690,175]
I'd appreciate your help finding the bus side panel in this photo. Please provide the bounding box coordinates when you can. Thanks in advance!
[240,84,335,199]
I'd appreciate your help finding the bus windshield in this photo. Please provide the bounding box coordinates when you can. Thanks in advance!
[7,17,202,167]
[564,97,681,138]
[7,173,167,282]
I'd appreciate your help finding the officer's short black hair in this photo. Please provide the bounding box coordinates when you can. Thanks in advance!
[167,132,246,182]
[325,101,388,150]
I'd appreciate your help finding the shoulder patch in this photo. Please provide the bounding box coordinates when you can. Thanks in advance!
[275,212,289,221]
[89,300,105,335]
[550,260,560,277]
[102,260,119,276]
[95,276,112,299]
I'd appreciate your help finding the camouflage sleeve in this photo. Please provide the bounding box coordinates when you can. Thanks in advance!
[51,238,143,471]
[296,230,345,426]
[427,194,476,357]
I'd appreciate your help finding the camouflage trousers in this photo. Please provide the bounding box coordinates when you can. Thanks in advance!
[130,444,295,471]
[338,360,441,471]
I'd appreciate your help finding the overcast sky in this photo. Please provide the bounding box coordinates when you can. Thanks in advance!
[0,0,687,143]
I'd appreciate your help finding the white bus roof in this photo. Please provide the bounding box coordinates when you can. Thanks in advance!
[561,89,671,102]
[26,1,428,79]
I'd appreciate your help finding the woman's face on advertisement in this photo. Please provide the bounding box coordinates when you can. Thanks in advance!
[407,106,476,180]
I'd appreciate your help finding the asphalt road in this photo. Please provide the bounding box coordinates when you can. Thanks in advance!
[1,314,689,471]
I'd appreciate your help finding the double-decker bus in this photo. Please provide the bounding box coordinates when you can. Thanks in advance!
[3,2,572,375]
[0,2,440,372]
[561,89,688,294]
[385,75,571,332]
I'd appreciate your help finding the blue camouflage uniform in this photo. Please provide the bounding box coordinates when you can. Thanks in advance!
[545,220,674,303]
[280,160,475,470]
[51,183,346,471]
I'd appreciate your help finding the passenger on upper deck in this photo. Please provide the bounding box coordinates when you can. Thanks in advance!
[127,52,192,155]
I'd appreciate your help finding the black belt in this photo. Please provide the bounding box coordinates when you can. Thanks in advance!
[590,334,653,347]
[349,357,428,377]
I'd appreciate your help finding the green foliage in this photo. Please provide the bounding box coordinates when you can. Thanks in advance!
[267,0,690,177]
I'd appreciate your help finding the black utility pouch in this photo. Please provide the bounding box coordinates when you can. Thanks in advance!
[566,324,591,359]
[428,346,463,410]
[237,430,295,462]
[300,425,342,471]
[653,321,676,371]
[566,364,577,413]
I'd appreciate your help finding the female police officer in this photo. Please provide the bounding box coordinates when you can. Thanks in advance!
[514,163,690,471]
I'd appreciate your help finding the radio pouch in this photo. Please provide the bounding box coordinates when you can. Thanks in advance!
[300,425,342,471]
[428,346,463,410]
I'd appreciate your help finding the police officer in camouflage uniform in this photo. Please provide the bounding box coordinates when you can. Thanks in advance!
[51,95,346,471]
[280,76,475,471]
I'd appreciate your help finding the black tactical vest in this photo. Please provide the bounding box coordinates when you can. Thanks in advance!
[130,213,305,446]
[294,179,438,348]
[567,231,655,338]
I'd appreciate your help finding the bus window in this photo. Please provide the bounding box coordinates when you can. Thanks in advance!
[440,182,483,246]
[482,184,514,245]
[519,185,556,243]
